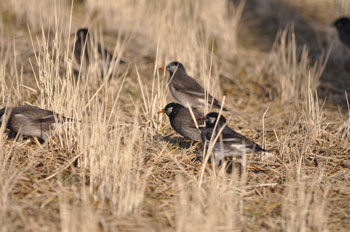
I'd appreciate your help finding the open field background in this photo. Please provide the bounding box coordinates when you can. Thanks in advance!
[0,0,350,231]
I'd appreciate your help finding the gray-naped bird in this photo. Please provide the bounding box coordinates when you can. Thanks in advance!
[158,102,205,142]
[200,112,266,165]
[160,61,227,111]
[0,105,71,142]
[74,28,125,76]
[333,17,350,47]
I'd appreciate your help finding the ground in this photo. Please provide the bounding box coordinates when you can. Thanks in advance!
[0,0,350,231]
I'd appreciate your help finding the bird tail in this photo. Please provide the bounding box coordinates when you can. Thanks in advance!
[255,145,268,152]
[248,143,268,152]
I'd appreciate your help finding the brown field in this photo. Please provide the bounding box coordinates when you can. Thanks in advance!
[1,0,350,231]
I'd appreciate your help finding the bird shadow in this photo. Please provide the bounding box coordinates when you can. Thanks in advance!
[3,130,45,144]
[159,134,197,149]
[155,134,243,174]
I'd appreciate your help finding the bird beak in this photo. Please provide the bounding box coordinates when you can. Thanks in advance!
[199,116,206,120]
[159,66,165,71]
[158,109,165,114]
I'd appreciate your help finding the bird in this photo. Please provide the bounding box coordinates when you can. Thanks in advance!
[200,112,266,165]
[333,17,350,47]
[74,28,91,67]
[73,28,125,77]
[0,105,71,142]
[158,102,205,142]
[160,61,227,111]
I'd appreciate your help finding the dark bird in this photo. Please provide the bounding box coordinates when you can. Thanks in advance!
[160,61,227,111]
[0,105,71,142]
[200,112,266,165]
[74,28,91,66]
[74,28,125,76]
[333,17,350,47]
[158,102,205,141]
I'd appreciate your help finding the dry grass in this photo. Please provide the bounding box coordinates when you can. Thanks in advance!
[0,0,350,231]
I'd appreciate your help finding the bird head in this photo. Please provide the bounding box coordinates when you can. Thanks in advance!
[158,102,183,117]
[76,28,89,40]
[205,112,226,128]
[159,61,185,76]
[333,17,350,30]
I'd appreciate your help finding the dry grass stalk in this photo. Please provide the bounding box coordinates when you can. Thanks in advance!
[263,26,328,102]
[0,0,349,231]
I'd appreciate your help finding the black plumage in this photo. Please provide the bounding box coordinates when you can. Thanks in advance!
[334,17,350,47]
[73,28,125,77]
[200,112,266,165]
[159,102,205,141]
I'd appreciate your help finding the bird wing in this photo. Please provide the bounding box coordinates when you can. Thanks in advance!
[171,75,225,110]
[38,114,59,123]
[13,106,71,124]
[171,75,207,97]
[182,117,200,130]
[221,127,265,151]
[174,108,202,129]
[189,109,205,125]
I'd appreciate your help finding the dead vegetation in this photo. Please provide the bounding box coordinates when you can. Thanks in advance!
[0,0,350,231]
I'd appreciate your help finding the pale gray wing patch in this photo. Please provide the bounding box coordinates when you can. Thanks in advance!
[14,113,29,122]
[183,89,205,97]
[222,137,240,142]
[213,150,225,165]
[229,144,252,153]
[39,114,56,121]
[13,114,43,138]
